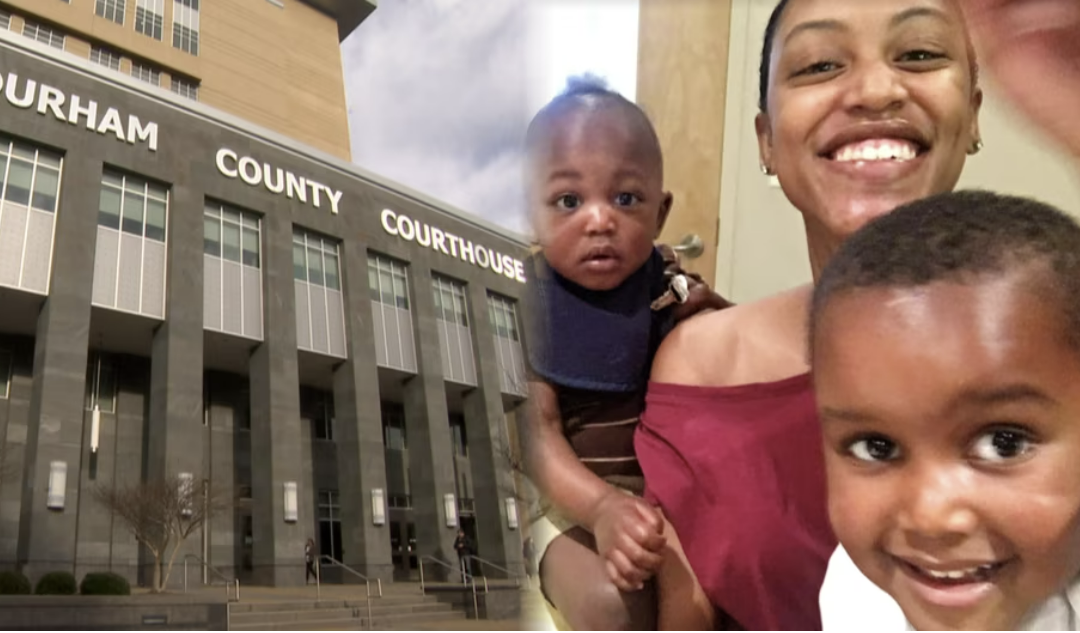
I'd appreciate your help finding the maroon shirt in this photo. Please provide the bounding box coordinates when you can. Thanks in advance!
[635,373,836,631]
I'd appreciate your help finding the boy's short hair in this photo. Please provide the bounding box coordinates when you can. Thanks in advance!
[524,74,663,176]
[810,190,1080,351]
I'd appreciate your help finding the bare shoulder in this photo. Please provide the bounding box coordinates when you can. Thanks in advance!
[651,285,813,387]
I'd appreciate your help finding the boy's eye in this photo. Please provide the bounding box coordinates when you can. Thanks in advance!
[554,194,581,211]
[970,427,1034,463]
[897,49,945,64]
[615,192,641,206]
[848,435,900,463]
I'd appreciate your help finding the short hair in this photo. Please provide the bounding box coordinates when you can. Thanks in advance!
[524,74,663,176]
[810,190,1080,353]
[757,0,979,113]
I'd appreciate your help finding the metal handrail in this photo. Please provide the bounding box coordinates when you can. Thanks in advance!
[465,555,523,587]
[316,555,382,629]
[418,555,480,620]
[182,554,240,602]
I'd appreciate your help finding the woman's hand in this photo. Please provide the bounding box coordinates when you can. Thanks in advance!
[959,0,1080,158]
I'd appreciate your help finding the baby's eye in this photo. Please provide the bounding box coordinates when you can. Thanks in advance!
[897,49,945,64]
[848,435,900,463]
[970,428,1033,463]
[795,60,842,77]
[615,192,641,206]
[554,194,581,211]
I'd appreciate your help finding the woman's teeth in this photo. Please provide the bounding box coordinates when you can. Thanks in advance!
[914,563,1001,583]
[832,140,919,162]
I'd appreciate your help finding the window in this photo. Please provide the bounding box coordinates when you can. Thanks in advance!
[172,0,199,55]
[22,21,65,50]
[292,229,341,290]
[488,295,520,342]
[450,414,468,457]
[98,170,168,242]
[388,494,411,509]
[134,0,164,40]
[170,76,199,100]
[0,9,11,30]
[382,402,406,451]
[0,351,11,399]
[0,138,63,214]
[89,45,122,71]
[318,490,343,561]
[130,61,160,86]
[367,254,409,310]
[204,203,260,268]
[85,352,118,413]
[432,277,469,327]
[305,389,334,441]
[96,0,126,25]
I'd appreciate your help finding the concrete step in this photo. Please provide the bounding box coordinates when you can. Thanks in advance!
[230,602,457,625]
[230,609,471,631]
[229,595,443,612]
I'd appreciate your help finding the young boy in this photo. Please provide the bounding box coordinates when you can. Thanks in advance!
[521,78,726,630]
[810,190,1080,630]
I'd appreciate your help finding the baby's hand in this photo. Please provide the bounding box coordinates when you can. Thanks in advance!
[590,492,666,592]
[674,272,733,322]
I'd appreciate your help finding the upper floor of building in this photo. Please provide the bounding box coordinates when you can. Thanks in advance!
[0,0,370,159]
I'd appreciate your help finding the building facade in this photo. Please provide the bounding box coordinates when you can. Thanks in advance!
[0,0,364,159]
[0,29,529,587]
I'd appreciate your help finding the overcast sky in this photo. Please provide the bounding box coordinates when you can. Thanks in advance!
[341,0,639,238]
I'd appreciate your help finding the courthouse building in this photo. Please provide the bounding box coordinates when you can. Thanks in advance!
[0,0,529,586]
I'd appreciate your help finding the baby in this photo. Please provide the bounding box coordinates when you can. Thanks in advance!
[811,190,1080,630]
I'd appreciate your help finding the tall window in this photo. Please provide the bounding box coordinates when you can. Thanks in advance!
[170,76,198,100]
[89,45,122,71]
[130,61,160,86]
[382,403,406,451]
[98,170,167,242]
[134,0,164,40]
[367,255,409,309]
[318,490,342,562]
[488,295,520,342]
[0,139,62,214]
[450,414,468,457]
[204,203,260,268]
[22,21,65,50]
[96,0,126,24]
[432,276,468,326]
[172,0,199,55]
[292,230,341,291]
[0,350,11,400]
[303,388,334,442]
[85,352,118,413]
[0,9,11,30]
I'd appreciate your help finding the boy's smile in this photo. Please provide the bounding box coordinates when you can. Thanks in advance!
[527,102,670,291]
[814,271,1080,630]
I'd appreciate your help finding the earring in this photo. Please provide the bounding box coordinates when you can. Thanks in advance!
[969,139,983,155]
[761,164,774,176]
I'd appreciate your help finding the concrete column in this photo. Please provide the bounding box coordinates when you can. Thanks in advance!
[146,178,206,587]
[333,244,393,581]
[17,150,99,579]
[248,206,304,586]
[463,283,521,577]
[403,265,458,579]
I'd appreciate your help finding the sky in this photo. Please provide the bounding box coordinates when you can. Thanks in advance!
[341,0,639,238]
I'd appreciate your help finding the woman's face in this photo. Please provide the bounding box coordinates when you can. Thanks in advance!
[757,0,981,240]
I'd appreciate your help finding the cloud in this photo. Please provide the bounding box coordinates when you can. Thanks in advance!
[342,0,531,236]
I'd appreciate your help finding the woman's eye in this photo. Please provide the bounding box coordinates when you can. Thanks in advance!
[554,194,580,211]
[970,428,1033,463]
[615,192,641,206]
[848,435,900,463]
[795,61,841,77]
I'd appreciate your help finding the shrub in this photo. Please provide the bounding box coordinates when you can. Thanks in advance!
[80,571,131,596]
[34,571,77,595]
[0,570,30,595]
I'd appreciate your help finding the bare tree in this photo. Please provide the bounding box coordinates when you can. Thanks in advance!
[89,474,229,593]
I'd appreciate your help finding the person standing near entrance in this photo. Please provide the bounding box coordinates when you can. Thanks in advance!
[454,529,474,583]
[304,537,318,584]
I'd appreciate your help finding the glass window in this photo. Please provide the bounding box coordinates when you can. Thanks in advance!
[324,254,340,291]
[100,169,169,243]
[90,45,122,71]
[489,295,520,341]
[0,9,10,30]
[0,350,11,399]
[221,222,241,263]
[31,167,59,213]
[121,191,144,235]
[134,0,164,40]
[307,247,324,286]
[84,353,117,413]
[131,61,160,86]
[242,227,259,268]
[172,0,199,55]
[293,230,339,289]
[382,403,407,451]
[6,159,32,206]
[99,186,121,230]
[293,242,306,281]
[96,0,126,24]
[145,198,166,242]
[170,76,199,100]
[450,415,468,457]
[22,21,65,50]
[367,254,410,310]
[203,215,220,257]
[433,277,468,327]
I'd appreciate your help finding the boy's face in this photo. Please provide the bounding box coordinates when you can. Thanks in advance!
[814,273,1080,630]
[527,104,672,291]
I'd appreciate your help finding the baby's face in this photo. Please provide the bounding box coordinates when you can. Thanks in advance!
[813,273,1080,630]
[527,104,670,291]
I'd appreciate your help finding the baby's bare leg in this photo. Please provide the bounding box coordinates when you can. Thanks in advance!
[655,517,722,631]
[540,526,657,630]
